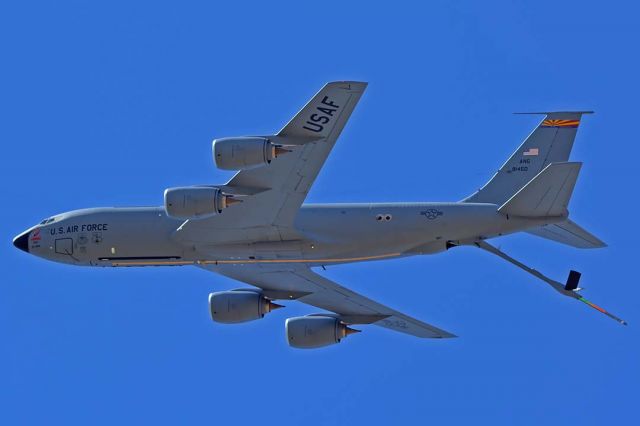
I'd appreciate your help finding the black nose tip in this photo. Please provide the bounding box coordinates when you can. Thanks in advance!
[13,231,30,253]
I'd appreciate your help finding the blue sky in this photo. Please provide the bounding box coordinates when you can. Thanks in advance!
[2,1,638,424]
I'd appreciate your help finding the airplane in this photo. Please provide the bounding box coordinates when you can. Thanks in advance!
[12,81,626,349]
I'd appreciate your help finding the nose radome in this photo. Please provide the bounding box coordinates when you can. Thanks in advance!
[13,230,30,253]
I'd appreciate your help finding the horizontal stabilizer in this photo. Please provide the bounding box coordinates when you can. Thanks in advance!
[498,162,582,217]
[526,219,607,249]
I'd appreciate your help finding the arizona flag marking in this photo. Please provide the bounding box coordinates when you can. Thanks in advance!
[542,119,580,128]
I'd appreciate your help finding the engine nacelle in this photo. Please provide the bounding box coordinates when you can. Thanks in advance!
[164,186,238,219]
[213,137,287,170]
[285,316,360,349]
[209,290,282,324]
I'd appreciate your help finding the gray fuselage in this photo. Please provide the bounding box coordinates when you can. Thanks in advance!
[17,203,556,268]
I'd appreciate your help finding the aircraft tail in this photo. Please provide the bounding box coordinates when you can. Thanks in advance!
[526,219,606,249]
[497,162,581,217]
[465,112,606,248]
[464,111,592,205]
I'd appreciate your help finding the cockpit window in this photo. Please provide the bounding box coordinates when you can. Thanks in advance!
[39,218,56,225]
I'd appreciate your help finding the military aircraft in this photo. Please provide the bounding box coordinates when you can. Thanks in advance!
[13,81,625,349]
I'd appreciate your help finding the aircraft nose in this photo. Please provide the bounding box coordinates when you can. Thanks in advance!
[13,230,30,253]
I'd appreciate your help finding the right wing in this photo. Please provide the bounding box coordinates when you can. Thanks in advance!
[201,263,456,339]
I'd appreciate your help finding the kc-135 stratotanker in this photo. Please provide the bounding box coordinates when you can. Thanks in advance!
[13,82,625,349]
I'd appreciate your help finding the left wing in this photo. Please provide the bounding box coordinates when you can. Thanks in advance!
[201,263,456,339]
[177,81,367,243]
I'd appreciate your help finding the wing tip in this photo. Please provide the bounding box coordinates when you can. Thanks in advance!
[581,241,608,249]
[325,81,368,91]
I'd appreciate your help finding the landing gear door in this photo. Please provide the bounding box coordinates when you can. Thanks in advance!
[55,238,74,255]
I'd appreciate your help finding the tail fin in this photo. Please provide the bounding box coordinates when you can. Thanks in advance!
[464,111,592,205]
[498,162,581,217]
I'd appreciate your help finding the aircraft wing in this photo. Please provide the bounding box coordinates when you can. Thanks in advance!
[201,263,456,339]
[177,81,367,243]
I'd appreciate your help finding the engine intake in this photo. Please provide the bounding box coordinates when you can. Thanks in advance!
[285,316,360,349]
[213,137,288,170]
[209,290,283,324]
[164,186,239,219]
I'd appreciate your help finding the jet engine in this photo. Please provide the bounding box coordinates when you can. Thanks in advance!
[164,186,240,219]
[213,137,288,170]
[285,316,360,349]
[209,290,283,324]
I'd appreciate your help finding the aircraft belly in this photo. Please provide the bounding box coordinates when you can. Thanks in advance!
[295,203,507,252]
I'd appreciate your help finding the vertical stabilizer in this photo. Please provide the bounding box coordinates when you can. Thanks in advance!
[465,112,592,205]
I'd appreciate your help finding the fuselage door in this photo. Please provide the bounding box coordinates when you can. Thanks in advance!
[55,238,74,255]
